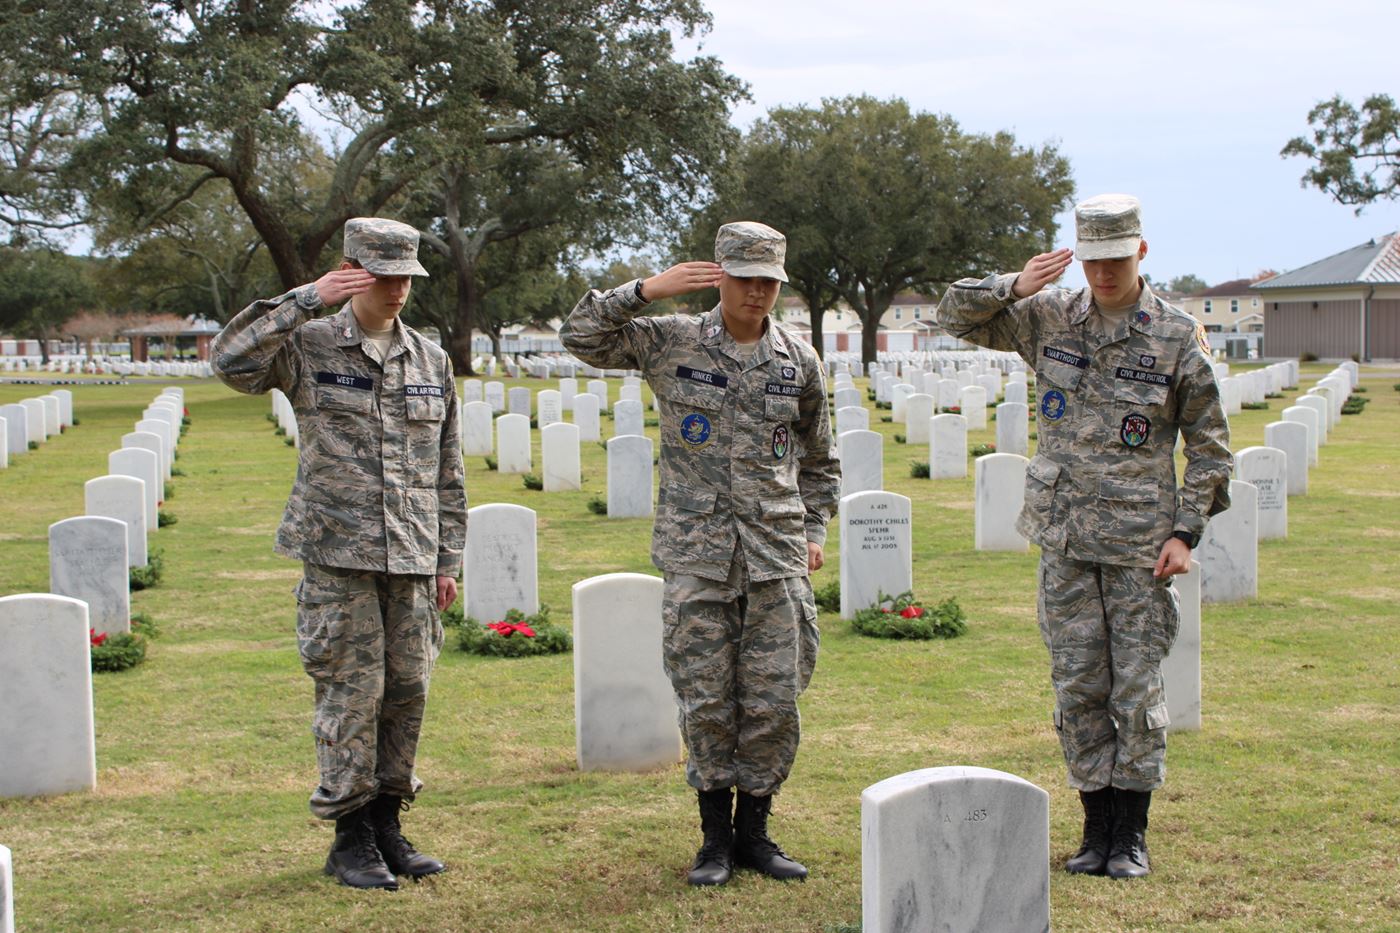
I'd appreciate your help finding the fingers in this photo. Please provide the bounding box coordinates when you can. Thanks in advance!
[643,262,723,301]
[314,268,376,306]
[435,576,457,611]
[1152,546,1169,579]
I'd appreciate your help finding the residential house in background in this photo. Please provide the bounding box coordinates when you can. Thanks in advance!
[1180,277,1271,333]
[1253,233,1400,361]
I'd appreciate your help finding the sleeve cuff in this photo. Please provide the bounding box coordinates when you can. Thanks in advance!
[617,279,650,313]
[804,522,828,548]
[436,554,462,578]
[294,283,324,312]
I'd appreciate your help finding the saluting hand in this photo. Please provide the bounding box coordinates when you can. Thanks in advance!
[1011,248,1074,299]
[313,267,378,306]
[640,262,724,301]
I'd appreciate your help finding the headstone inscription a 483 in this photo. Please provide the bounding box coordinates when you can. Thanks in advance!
[861,766,1049,933]
[49,516,130,636]
[1235,446,1288,539]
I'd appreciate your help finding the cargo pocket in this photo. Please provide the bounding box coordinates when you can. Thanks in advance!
[1024,456,1062,514]
[1142,670,1170,732]
[1098,477,1160,541]
[796,579,820,694]
[310,708,354,799]
[295,569,344,680]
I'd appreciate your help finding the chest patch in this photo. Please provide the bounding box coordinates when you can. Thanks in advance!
[1040,389,1067,421]
[1134,309,1152,326]
[1139,354,1156,368]
[765,382,803,398]
[780,365,797,380]
[772,424,790,460]
[1116,367,1170,387]
[1120,413,1151,447]
[1043,346,1089,369]
[676,365,729,389]
[316,371,373,391]
[404,384,443,398]
[680,413,713,448]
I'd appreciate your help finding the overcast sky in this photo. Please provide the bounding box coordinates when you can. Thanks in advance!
[676,0,1398,290]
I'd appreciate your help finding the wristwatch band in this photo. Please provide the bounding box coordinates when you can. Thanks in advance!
[1172,530,1200,549]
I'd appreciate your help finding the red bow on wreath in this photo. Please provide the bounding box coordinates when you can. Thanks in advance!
[487,621,536,638]
[90,628,108,647]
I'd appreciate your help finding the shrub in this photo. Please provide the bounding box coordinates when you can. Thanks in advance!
[274,426,286,436]
[938,406,961,415]
[171,466,186,477]
[484,455,498,471]
[91,631,147,672]
[1241,401,1270,411]
[910,461,930,478]
[813,579,840,613]
[881,415,893,423]
[130,611,161,639]
[283,437,295,446]
[587,495,608,515]
[28,441,37,450]
[1301,352,1319,362]
[850,591,967,640]
[158,509,178,527]
[971,443,997,457]
[522,472,543,490]
[130,551,165,590]
[893,434,906,444]
[458,607,572,657]
[1341,395,1369,415]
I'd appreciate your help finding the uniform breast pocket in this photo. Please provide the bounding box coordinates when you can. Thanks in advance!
[663,379,727,451]
[315,384,373,415]
[1113,379,1169,410]
[764,395,800,423]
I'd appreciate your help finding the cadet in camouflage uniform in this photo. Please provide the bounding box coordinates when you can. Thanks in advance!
[213,218,465,891]
[937,195,1231,879]
[561,222,840,886]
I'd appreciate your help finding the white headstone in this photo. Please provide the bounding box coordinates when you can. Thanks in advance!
[461,401,494,457]
[1198,479,1258,603]
[464,504,538,621]
[541,422,581,492]
[975,453,1029,552]
[929,414,968,480]
[495,413,532,474]
[40,395,60,437]
[1235,446,1288,539]
[1219,377,1243,416]
[461,378,483,403]
[537,389,563,429]
[1280,405,1319,467]
[936,379,960,411]
[976,372,1001,404]
[613,398,644,438]
[572,392,601,442]
[49,516,130,636]
[52,388,73,427]
[891,383,915,424]
[834,387,862,412]
[0,405,27,456]
[607,435,653,518]
[507,386,532,417]
[1,842,10,933]
[835,405,870,436]
[0,418,6,469]
[619,384,643,406]
[108,447,160,538]
[1265,421,1309,496]
[135,418,173,477]
[0,594,97,797]
[121,432,166,503]
[587,379,609,412]
[19,399,45,443]
[559,377,578,411]
[995,402,1029,458]
[839,430,884,500]
[959,385,988,430]
[904,394,934,444]
[1162,560,1201,732]
[1295,395,1330,445]
[572,573,682,771]
[85,475,148,567]
[861,766,1049,933]
[484,381,505,413]
[839,491,912,618]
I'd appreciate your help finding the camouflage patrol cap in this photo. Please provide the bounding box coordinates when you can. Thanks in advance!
[343,217,429,277]
[1074,194,1143,261]
[715,221,788,283]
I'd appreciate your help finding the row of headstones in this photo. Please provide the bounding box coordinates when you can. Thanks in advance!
[460,375,652,416]
[0,389,73,466]
[0,357,212,378]
[1215,359,1298,414]
[0,389,186,804]
[819,350,1028,379]
[459,393,647,455]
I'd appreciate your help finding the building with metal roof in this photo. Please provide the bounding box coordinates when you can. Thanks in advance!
[1253,233,1400,360]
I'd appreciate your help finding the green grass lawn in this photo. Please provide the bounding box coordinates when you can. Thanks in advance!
[0,364,1397,932]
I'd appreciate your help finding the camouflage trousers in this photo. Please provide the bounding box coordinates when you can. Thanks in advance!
[295,562,445,820]
[661,554,819,797]
[1038,552,1179,792]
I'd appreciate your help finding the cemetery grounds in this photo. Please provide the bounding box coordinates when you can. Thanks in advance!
[0,363,1397,932]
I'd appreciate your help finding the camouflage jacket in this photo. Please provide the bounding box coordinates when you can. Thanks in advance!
[560,280,840,583]
[937,275,1231,567]
[212,287,466,576]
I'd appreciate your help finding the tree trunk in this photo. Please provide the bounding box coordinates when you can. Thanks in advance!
[808,306,825,360]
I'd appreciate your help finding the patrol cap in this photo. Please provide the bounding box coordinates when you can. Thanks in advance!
[1074,194,1143,261]
[343,217,429,277]
[715,221,788,283]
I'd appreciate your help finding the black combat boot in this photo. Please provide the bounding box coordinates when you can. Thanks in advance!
[687,788,734,886]
[732,791,807,880]
[1106,788,1152,879]
[323,805,399,890]
[1065,787,1115,875]
[369,794,446,878]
